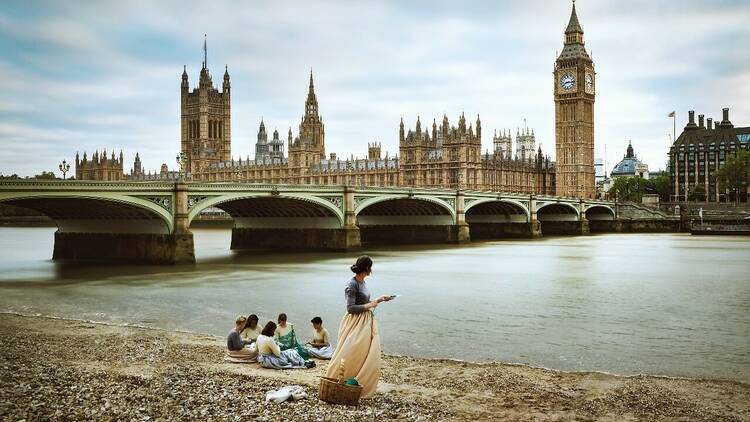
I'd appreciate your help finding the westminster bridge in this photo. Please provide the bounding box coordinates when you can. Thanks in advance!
[0,180,621,264]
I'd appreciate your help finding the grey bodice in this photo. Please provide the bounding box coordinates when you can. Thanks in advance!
[345,277,371,314]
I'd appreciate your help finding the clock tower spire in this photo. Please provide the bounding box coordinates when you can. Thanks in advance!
[554,0,595,199]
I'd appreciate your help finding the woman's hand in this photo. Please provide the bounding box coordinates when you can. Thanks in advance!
[377,295,393,303]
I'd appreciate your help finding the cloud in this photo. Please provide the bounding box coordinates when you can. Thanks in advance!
[0,0,748,177]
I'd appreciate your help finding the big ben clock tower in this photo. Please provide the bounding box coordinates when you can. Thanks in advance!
[554,1,595,199]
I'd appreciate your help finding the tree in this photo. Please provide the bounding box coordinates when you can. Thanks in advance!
[0,174,21,180]
[608,176,649,202]
[31,171,57,180]
[717,149,750,204]
[687,183,707,202]
[650,172,671,202]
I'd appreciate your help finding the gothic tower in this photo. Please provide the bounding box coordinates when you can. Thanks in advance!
[180,37,231,174]
[255,119,270,163]
[554,1,595,198]
[299,70,325,159]
[288,70,325,178]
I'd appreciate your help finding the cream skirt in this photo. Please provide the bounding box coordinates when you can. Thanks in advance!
[325,310,380,398]
[224,344,258,363]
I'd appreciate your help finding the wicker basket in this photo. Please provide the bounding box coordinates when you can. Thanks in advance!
[319,376,362,406]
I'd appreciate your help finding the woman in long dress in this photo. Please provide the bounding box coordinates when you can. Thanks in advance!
[325,255,392,398]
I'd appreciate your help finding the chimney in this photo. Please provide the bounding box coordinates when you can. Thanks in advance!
[686,110,697,129]
[719,107,734,128]
[706,118,712,130]
[698,114,705,128]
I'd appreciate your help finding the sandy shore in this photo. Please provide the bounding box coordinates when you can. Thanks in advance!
[0,314,747,421]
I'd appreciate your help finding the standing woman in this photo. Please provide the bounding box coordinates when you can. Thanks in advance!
[325,255,392,398]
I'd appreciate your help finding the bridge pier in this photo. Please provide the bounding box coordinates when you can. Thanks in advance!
[453,190,471,243]
[529,196,542,238]
[579,219,590,235]
[231,227,360,252]
[358,225,460,245]
[451,223,471,243]
[53,232,195,264]
[530,220,542,238]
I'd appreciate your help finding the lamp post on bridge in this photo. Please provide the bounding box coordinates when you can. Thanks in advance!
[58,160,70,180]
[176,152,188,182]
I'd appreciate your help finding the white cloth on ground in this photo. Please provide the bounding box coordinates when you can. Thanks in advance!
[265,385,307,403]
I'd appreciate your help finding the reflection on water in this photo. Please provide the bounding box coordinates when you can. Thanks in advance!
[1,227,749,381]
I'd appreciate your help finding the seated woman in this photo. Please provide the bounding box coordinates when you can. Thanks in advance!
[274,313,309,359]
[256,321,314,369]
[240,314,261,342]
[305,316,333,359]
[224,315,258,363]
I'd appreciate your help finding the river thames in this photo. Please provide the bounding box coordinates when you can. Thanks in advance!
[1,227,748,381]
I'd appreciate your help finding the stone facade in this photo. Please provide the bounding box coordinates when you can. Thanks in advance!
[75,150,125,181]
[669,108,750,202]
[76,68,556,194]
[180,49,231,174]
[554,2,596,199]
[398,114,555,193]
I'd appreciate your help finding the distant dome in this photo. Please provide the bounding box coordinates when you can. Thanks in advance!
[611,141,646,177]
[611,157,640,176]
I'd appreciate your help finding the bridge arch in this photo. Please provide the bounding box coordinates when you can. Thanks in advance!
[585,205,615,221]
[536,202,580,221]
[355,195,455,226]
[0,193,173,233]
[188,193,344,229]
[465,199,530,223]
[355,195,459,244]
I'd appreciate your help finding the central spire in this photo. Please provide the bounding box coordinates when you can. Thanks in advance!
[304,69,319,119]
[308,69,316,100]
[203,34,207,69]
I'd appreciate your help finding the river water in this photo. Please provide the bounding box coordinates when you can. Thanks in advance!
[0,227,748,381]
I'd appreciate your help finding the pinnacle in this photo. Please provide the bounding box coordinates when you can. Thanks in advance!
[565,1,583,34]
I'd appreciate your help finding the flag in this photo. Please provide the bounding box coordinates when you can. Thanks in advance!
[668,111,675,117]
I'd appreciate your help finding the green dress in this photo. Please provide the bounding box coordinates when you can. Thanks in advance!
[276,325,310,359]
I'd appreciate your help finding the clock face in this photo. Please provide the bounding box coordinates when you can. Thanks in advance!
[585,74,593,92]
[560,72,576,91]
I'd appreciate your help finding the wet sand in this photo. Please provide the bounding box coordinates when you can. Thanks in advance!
[1,314,747,421]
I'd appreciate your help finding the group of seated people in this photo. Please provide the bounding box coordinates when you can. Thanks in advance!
[225,312,333,369]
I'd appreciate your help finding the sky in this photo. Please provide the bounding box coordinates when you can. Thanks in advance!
[1,0,749,177]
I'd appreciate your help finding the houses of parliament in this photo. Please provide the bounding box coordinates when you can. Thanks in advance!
[76,2,595,199]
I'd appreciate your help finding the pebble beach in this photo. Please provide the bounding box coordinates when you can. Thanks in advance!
[1,313,748,421]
